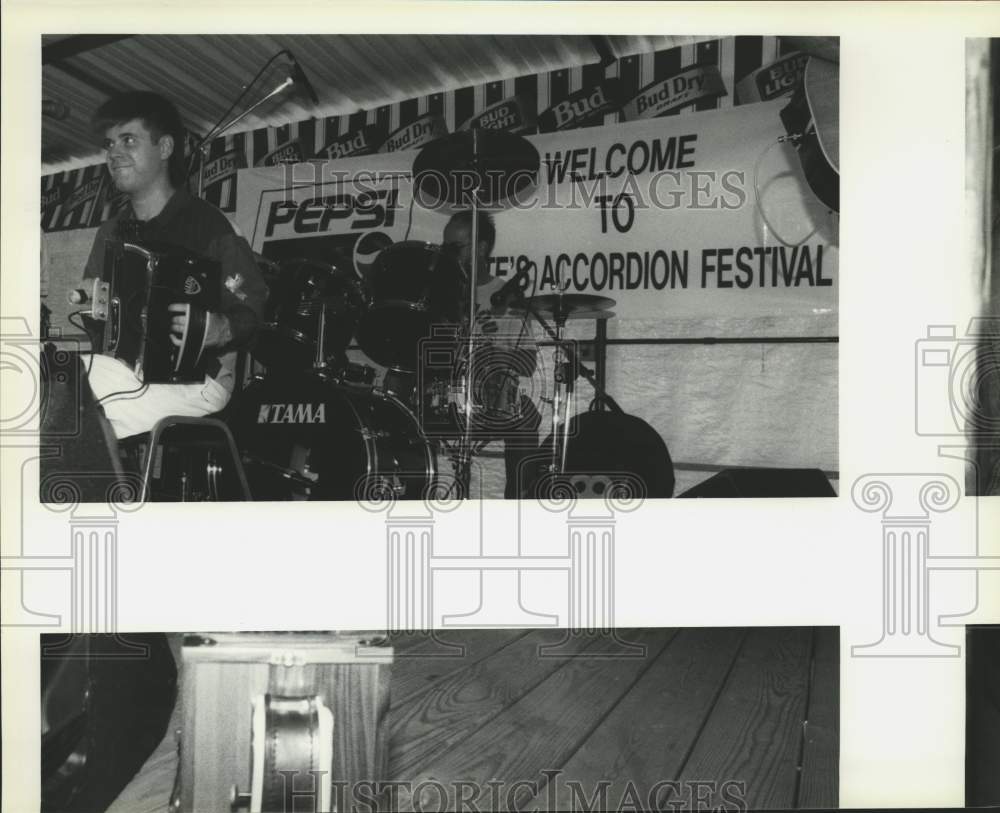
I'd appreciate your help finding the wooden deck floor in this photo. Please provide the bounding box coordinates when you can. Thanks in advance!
[387,627,838,811]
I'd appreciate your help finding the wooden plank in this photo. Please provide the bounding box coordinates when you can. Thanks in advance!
[677,627,812,810]
[389,629,676,811]
[390,629,529,705]
[389,629,603,777]
[797,627,839,808]
[538,627,746,811]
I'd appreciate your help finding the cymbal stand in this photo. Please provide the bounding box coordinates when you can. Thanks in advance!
[551,303,572,475]
[313,304,327,370]
[513,298,623,476]
[454,129,482,499]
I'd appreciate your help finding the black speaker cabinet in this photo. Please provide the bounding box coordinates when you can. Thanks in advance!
[679,467,836,498]
[40,346,127,503]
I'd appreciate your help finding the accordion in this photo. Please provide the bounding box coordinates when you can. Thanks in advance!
[90,241,220,383]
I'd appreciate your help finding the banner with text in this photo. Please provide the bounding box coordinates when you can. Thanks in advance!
[236,98,838,324]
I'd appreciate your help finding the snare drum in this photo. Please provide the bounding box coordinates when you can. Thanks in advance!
[228,371,436,501]
[355,242,465,371]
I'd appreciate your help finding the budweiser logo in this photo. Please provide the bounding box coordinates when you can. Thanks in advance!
[257,403,327,424]
[539,80,624,132]
[322,124,385,159]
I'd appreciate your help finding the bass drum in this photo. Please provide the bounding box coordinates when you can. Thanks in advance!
[228,372,436,501]
[527,409,675,500]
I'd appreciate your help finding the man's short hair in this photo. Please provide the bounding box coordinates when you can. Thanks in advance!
[93,91,187,188]
[447,210,496,255]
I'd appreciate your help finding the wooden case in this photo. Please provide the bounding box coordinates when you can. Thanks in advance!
[174,632,392,812]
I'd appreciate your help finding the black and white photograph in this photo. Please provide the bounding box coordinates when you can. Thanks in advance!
[36,33,839,503]
[4,4,1000,813]
[39,627,839,812]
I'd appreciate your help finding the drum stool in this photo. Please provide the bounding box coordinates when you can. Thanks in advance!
[119,416,252,502]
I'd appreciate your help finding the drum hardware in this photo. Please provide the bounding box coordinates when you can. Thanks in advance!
[241,452,320,487]
[336,362,377,388]
[412,129,540,498]
[510,291,619,480]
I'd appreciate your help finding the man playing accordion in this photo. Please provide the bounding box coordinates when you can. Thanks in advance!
[82,91,267,439]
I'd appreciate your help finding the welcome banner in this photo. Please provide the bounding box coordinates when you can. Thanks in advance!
[236,98,838,323]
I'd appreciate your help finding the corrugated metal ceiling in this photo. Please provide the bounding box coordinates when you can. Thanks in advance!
[41,34,706,173]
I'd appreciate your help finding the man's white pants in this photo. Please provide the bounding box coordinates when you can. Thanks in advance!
[86,355,230,439]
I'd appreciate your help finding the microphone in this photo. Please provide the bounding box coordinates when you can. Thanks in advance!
[490,269,530,309]
[42,100,70,120]
[68,287,90,305]
[287,51,320,106]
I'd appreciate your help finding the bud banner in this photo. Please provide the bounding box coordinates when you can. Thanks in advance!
[379,113,448,154]
[57,174,106,228]
[458,94,537,134]
[735,52,809,104]
[257,140,305,167]
[538,79,625,132]
[202,148,247,188]
[622,65,727,120]
[319,124,387,160]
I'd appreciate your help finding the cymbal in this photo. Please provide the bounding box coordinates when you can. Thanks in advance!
[412,129,539,208]
[510,293,617,321]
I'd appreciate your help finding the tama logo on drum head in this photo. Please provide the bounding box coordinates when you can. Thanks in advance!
[183,276,202,295]
[257,403,327,424]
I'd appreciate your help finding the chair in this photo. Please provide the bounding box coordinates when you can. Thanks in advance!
[121,416,252,502]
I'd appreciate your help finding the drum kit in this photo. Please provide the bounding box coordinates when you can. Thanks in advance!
[227,130,626,501]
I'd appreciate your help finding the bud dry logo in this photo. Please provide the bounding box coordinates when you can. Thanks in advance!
[257,403,327,423]
[623,66,727,121]
[202,148,247,187]
[257,140,305,167]
[63,176,104,215]
[458,94,537,134]
[379,113,448,153]
[538,79,625,132]
[320,124,386,160]
[735,52,809,104]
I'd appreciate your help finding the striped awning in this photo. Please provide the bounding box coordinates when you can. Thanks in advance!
[42,34,710,173]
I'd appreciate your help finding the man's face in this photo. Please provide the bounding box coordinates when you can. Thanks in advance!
[443,220,491,283]
[102,118,172,195]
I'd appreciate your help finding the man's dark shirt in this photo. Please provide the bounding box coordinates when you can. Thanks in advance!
[83,187,267,381]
